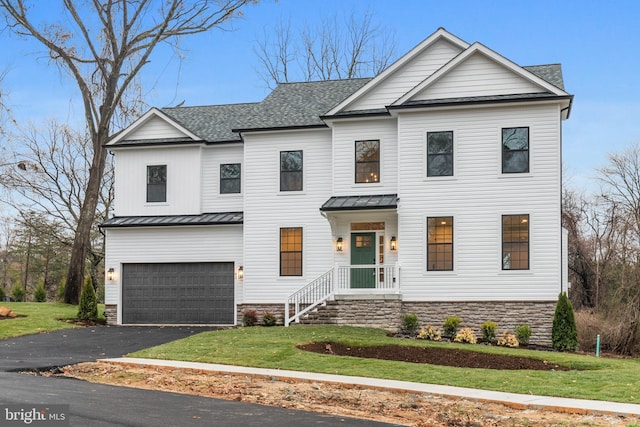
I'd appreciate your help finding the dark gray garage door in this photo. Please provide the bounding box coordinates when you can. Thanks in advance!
[122,262,234,324]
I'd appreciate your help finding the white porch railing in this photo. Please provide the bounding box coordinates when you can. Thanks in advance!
[336,264,399,293]
[285,268,334,327]
[285,264,400,326]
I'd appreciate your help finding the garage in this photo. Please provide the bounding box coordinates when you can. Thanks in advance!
[122,262,235,324]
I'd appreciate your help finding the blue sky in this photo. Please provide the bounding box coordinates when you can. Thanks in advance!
[3,0,640,191]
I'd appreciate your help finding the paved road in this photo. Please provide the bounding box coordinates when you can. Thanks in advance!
[0,326,399,426]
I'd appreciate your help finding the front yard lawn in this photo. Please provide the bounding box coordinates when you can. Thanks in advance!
[131,325,640,404]
[0,302,105,339]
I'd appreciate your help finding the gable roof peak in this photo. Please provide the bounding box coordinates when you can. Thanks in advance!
[325,28,470,116]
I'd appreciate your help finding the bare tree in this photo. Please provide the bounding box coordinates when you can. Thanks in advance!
[0,0,255,303]
[0,120,112,285]
[255,9,396,89]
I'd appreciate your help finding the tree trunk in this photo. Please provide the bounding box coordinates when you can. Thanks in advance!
[64,136,108,304]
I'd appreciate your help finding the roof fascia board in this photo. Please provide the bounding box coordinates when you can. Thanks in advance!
[388,95,573,116]
[324,28,470,116]
[106,141,204,150]
[393,43,569,106]
[233,124,328,134]
[107,107,202,146]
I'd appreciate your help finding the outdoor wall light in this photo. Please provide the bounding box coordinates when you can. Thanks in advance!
[336,237,343,252]
[390,236,397,252]
[107,268,115,281]
[237,266,244,280]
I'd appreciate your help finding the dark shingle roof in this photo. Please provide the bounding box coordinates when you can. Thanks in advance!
[101,212,243,228]
[320,194,399,212]
[161,103,260,143]
[154,79,372,142]
[523,64,565,90]
[233,78,371,131]
[112,62,563,146]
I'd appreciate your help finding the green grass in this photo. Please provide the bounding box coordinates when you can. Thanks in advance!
[0,302,106,339]
[131,325,640,404]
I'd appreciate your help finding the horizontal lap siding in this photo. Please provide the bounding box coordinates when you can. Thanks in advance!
[242,130,333,303]
[416,53,543,100]
[104,225,243,320]
[114,146,201,216]
[332,119,398,196]
[201,144,244,213]
[397,104,562,301]
[349,39,462,111]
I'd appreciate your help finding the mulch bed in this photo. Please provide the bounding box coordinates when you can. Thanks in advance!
[297,342,570,371]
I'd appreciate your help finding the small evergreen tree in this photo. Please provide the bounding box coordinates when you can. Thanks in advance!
[34,281,47,302]
[11,283,25,302]
[77,276,98,321]
[552,292,578,351]
[0,286,5,301]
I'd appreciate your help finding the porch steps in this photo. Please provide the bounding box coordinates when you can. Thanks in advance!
[298,301,340,325]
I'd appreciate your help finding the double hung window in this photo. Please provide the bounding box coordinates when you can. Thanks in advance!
[146,165,166,202]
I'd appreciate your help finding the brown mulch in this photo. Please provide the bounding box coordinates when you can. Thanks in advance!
[297,342,570,371]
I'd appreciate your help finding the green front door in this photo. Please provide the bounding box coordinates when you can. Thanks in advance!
[350,232,376,288]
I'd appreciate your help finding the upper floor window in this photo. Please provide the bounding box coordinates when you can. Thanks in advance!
[502,127,529,173]
[427,217,453,271]
[220,163,241,194]
[146,165,166,203]
[355,140,380,183]
[280,150,303,191]
[280,227,302,276]
[502,214,529,270]
[427,131,453,177]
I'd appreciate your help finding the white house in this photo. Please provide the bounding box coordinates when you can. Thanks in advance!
[102,28,572,344]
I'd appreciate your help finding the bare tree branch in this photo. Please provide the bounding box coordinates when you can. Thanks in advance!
[255,8,396,88]
[0,0,255,303]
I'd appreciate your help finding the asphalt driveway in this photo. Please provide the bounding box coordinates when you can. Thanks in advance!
[0,326,400,426]
[0,325,216,371]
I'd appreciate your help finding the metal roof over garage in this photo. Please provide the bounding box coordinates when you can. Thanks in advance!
[101,212,243,228]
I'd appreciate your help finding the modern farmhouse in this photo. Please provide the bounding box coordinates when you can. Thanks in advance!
[102,28,572,344]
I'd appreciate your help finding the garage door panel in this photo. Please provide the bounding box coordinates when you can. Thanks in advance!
[122,262,234,324]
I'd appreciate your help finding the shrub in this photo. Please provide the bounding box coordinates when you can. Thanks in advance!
[11,283,25,302]
[261,312,277,327]
[400,313,420,335]
[497,332,519,348]
[242,309,258,326]
[417,325,442,341]
[0,286,5,301]
[454,327,477,344]
[57,280,66,302]
[443,316,461,338]
[552,292,578,352]
[515,324,532,346]
[77,276,98,321]
[481,321,498,343]
[34,281,47,302]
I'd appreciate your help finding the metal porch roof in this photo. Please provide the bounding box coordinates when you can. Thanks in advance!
[320,194,398,212]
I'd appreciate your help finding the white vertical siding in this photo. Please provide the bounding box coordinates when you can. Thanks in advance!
[104,225,244,323]
[331,118,398,196]
[414,53,543,101]
[127,116,190,140]
[242,129,334,303]
[113,145,202,216]
[348,39,463,111]
[201,144,244,213]
[396,103,562,301]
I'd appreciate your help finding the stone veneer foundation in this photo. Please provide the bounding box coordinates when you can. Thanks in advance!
[111,299,556,346]
[239,298,556,346]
